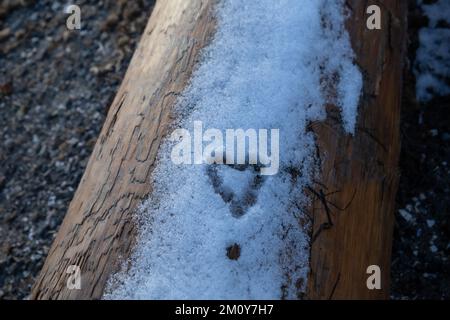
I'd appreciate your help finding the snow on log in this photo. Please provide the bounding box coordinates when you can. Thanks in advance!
[31,0,406,300]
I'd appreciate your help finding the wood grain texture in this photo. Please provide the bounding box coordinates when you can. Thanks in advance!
[31,0,216,299]
[306,0,406,299]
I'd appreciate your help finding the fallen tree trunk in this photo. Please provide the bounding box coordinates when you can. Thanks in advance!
[31,0,406,299]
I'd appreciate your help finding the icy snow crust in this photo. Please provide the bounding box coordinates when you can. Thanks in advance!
[105,0,362,299]
[415,0,450,101]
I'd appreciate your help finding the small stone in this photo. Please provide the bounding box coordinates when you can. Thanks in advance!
[226,243,241,260]
[426,219,435,228]
[0,28,11,41]
[0,81,12,95]
[399,209,414,222]
[101,13,119,31]
[430,245,438,253]
[429,129,439,137]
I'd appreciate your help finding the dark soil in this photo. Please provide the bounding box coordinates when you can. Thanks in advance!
[390,0,450,299]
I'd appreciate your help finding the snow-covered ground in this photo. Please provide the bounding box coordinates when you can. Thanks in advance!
[415,0,450,101]
[105,0,361,300]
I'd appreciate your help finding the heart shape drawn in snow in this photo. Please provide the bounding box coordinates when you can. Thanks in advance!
[206,162,266,218]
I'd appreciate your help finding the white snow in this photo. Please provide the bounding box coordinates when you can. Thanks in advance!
[415,0,450,101]
[105,0,362,300]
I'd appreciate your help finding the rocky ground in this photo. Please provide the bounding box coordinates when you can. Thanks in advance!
[0,0,448,299]
[390,0,450,299]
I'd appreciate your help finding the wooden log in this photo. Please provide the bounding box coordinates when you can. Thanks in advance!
[306,1,406,299]
[31,0,406,299]
[31,0,217,299]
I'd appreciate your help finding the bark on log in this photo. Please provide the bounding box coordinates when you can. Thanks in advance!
[306,1,406,299]
[31,0,406,299]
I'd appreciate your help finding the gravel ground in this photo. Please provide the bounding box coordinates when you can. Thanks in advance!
[0,0,155,299]
[390,0,450,299]
[0,0,448,300]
